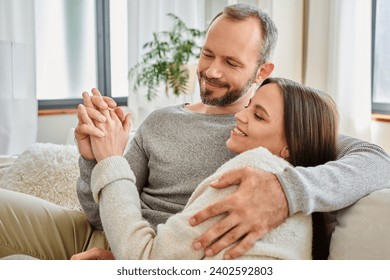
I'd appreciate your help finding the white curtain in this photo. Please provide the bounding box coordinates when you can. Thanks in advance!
[304,0,372,141]
[0,0,37,155]
[127,0,205,128]
[327,0,372,141]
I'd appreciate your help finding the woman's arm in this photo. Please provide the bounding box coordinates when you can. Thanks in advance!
[76,103,131,229]
[91,148,312,260]
[91,156,218,259]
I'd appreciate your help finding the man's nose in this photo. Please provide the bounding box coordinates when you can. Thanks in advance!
[205,60,223,79]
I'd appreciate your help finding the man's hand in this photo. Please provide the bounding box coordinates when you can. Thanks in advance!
[70,248,115,260]
[189,167,289,260]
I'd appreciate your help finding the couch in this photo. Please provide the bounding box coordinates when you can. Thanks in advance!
[0,143,389,260]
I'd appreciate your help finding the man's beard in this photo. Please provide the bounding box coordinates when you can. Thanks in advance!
[198,71,257,107]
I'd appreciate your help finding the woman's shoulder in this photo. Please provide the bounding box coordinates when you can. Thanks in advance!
[215,147,290,175]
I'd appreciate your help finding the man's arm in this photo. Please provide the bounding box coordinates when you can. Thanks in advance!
[190,134,390,259]
[189,168,288,259]
[277,134,390,215]
[77,156,102,229]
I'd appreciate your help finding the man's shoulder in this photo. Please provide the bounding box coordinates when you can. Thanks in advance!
[138,104,190,131]
[147,104,185,118]
[140,103,235,131]
[140,104,183,124]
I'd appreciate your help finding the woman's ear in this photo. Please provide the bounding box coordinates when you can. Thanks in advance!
[280,146,289,159]
[254,62,274,83]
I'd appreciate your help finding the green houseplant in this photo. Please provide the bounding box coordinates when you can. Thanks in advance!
[129,13,205,100]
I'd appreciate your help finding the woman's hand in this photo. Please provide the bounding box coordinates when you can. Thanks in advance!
[90,107,131,162]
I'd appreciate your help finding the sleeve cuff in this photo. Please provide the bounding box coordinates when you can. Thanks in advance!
[91,156,136,203]
[274,167,298,216]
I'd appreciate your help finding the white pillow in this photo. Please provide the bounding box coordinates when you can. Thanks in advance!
[0,143,81,211]
[328,189,390,259]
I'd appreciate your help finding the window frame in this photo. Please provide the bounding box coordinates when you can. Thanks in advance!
[38,0,127,110]
[371,0,390,115]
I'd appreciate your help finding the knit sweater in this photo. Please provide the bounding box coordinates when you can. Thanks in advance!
[77,104,390,230]
[91,147,312,260]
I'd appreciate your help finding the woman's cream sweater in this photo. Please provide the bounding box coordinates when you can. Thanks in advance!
[91,147,312,260]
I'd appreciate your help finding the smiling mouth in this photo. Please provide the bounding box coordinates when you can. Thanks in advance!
[201,73,229,88]
[233,127,247,136]
[205,80,225,89]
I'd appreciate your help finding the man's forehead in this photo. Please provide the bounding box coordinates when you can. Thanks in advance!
[206,16,261,42]
[203,16,261,58]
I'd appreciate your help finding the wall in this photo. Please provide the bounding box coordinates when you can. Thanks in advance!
[37,106,130,145]
[37,114,77,145]
[271,0,304,82]
[371,121,390,153]
[303,0,330,90]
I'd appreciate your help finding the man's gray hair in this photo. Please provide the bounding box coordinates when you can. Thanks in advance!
[209,3,278,66]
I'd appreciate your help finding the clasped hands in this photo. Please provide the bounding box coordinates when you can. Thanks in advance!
[74,88,131,163]
[72,89,289,260]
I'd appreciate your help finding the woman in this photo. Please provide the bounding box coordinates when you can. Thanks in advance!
[82,77,338,259]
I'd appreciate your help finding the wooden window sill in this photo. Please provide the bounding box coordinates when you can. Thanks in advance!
[372,114,390,122]
[38,109,78,116]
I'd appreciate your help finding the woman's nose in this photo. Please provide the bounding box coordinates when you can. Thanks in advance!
[234,110,248,124]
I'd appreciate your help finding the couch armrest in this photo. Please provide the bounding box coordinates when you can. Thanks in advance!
[328,189,390,259]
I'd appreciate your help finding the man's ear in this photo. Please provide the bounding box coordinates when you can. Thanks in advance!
[254,62,274,83]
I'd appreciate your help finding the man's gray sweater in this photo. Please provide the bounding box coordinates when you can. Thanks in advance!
[77,104,390,230]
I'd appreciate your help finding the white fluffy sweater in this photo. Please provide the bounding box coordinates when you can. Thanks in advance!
[91,147,312,260]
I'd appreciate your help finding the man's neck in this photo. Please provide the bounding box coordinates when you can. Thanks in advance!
[185,102,241,115]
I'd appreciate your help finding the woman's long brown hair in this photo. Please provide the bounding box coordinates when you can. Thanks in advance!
[259,77,339,259]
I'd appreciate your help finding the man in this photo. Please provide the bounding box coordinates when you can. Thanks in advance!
[74,4,390,260]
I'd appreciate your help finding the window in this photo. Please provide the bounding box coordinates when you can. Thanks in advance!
[35,0,128,110]
[372,0,390,114]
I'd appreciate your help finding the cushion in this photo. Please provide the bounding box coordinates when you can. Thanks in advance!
[328,189,390,259]
[0,143,81,211]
